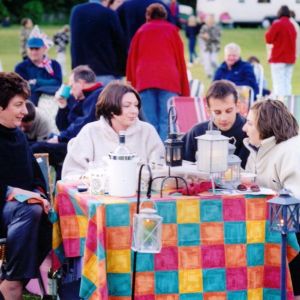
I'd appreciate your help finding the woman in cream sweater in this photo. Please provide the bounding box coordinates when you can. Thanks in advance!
[62,81,164,180]
[243,99,300,299]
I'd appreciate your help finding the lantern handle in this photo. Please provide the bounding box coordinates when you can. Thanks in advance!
[136,164,153,214]
[168,105,177,134]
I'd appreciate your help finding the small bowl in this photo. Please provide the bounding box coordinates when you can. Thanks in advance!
[240,172,257,186]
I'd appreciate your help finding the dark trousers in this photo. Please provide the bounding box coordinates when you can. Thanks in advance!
[31,142,68,180]
[0,201,51,281]
[289,232,300,296]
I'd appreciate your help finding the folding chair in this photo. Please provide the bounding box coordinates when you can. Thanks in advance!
[168,96,209,133]
[236,85,255,117]
[189,78,205,98]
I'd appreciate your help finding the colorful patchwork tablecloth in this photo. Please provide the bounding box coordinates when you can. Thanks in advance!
[52,181,300,300]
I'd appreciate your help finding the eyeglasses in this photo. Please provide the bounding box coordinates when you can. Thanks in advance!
[237,183,260,192]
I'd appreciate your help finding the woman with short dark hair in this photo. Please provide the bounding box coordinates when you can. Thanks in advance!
[243,99,300,299]
[0,72,51,300]
[62,80,164,179]
[243,99,299,192]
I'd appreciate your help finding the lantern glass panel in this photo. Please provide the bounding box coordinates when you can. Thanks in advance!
[132,210,163,253]
[221,154,241,184]
[197,139,228,173]
[269,203,300,233]
[165,134,183,167]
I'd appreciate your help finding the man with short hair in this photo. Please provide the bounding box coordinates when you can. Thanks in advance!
[31,65,103,179]
[20,101,52,142]
[183,80,249,168]
[213,43,258,98]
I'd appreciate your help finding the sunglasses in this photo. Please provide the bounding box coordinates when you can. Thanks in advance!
[29,47,41,50]
[237,183,260,192]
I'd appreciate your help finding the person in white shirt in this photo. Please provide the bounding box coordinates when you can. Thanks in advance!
[62,81,164,180]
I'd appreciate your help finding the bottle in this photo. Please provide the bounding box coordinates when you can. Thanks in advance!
[113,131,131,158]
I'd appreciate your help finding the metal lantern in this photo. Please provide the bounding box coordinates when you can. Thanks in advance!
[132,203,163,253]
[165,133,184,167]
[268,191,300,234]
[196,130,229,173]
[221,143,241,185]
[268,191,300,300]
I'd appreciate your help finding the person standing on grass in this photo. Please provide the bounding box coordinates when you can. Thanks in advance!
[265,5,297,97]
[126,3,189,141]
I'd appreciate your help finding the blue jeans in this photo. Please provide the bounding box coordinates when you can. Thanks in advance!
[140,89,177,141]
[95,75,123,86]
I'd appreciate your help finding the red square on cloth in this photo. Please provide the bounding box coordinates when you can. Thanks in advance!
[223,196,245,221]
[154,246,178,271]
[226,267,247,290]
[202,245,225,268]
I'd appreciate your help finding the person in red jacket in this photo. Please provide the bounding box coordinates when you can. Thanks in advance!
[265,5,296,97]
[126,3,190,141]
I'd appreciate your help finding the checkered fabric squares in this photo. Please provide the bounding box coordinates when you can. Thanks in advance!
[53,185,299,300]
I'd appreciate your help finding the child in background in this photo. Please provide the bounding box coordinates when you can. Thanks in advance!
[199,14,221,79]
[247,56,270,97]
[185,15,201,67]
[53,25,70,76]
[20,18,33,60]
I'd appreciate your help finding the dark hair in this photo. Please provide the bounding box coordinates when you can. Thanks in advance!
[290,10,296,18]
[206,80,238,106]
[22,100,36,122]
[250,99,298,144]
[0,72,30,109]
[96,81,141,121]
[146,3,167,21]
[278,5,290,18]
[248,56,260,64]
[21,18,31,27]
[72,65,96,83]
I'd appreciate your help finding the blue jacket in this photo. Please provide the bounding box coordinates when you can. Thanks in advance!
[15,58,62,97]
[213,59,259,97]
[58,85,103,143]
[182,114,249,169]
[70,2,126,76]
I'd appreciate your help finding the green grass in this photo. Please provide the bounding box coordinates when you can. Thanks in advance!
[0,25,299,93]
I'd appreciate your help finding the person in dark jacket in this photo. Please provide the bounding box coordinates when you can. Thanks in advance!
[183,80,249,168]
[31,65,103,179]
[0,72,51,299]
[70,0,126,85]
[117,0,172,51]
[213,43,259,99]
[15,36,62,105]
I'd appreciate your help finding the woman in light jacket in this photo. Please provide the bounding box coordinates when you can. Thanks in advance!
[62,80,164,180]
[243,99,300,299]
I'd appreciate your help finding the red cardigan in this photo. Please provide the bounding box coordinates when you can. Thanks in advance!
[126,20,190,96]
[265,17,296,64]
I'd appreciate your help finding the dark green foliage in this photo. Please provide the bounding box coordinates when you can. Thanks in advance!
[22,1,44,24]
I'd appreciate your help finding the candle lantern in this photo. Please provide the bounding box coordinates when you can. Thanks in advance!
[165,133,184,167]
[196,130,229,173]
[221,143,241,186]
[132,202,163,253]
[268,191,300,300]
[196,129,229,193]
[151,105,189,196]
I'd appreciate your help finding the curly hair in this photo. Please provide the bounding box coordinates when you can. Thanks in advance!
[0,72,30,109]
[95,80,141,121]
[250,99,298,144]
